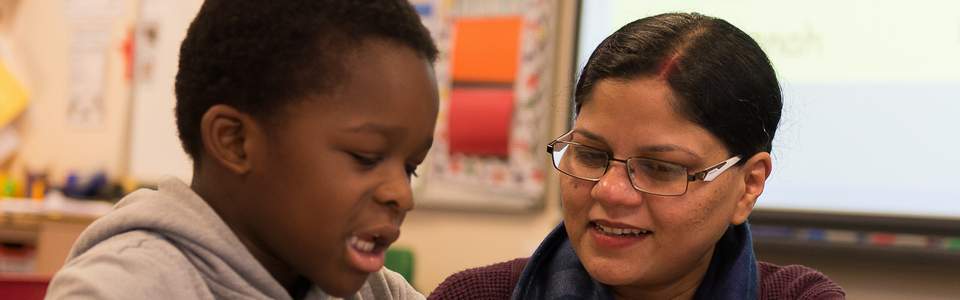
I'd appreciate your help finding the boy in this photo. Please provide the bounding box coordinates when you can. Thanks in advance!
[46,1,438,299]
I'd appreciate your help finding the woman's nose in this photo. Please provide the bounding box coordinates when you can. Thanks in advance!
[590,161,644,207]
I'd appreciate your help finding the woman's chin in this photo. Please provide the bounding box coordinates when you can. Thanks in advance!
[581,255,652,286]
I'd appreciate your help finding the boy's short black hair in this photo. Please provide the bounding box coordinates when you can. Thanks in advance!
[174,0,438,163]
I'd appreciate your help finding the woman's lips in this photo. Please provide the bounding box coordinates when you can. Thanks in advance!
[588,220,653,249]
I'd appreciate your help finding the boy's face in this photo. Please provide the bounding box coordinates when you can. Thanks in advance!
[243,39,438,296]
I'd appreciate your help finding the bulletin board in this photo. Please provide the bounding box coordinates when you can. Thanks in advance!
[411,0,558,212]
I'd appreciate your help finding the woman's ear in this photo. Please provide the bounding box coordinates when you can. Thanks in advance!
[730,152,772,225]
[199,104,258,175]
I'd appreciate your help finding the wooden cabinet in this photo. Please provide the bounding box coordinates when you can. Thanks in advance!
[0,198,110,276]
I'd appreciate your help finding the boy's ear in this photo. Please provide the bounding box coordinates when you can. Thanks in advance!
[199,104,257,175]
[730,152,772,225]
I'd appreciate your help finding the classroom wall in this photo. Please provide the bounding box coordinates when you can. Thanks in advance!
[6,0,959,297]
[4,0,137,181]
[397,205,559,292]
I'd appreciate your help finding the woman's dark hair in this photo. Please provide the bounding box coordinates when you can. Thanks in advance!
[174,0,438,163]
[574,12,782,159]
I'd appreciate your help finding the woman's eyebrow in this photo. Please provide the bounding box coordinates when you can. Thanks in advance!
[573,128,701,159]
[633,144,702,160]
[571,128,606,144]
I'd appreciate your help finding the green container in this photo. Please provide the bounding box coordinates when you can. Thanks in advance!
[945,238,960,251]
[385,247,415,284]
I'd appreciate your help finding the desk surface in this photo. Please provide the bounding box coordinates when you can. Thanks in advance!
[1,195,112,226]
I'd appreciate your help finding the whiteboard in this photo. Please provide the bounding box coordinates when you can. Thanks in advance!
[577,0,960,219]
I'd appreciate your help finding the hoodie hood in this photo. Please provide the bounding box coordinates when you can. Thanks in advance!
[67,177,297,299]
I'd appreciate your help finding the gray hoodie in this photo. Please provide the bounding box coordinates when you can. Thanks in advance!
[45,178,423,300]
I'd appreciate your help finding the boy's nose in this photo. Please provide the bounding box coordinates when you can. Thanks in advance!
[374,173,415,213]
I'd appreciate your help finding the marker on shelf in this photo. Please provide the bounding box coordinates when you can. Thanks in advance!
[30,179,45,201]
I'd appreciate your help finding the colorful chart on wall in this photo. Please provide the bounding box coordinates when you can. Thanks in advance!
[410,0,556,211]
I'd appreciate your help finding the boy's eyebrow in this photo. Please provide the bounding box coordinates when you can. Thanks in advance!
[346,123,404,137]
[415,137,435,156]
[572,128,701,159]
[347,123,434,153]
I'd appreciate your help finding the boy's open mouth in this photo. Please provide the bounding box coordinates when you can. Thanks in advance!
[349,235,390,253]
[345,226,399,273]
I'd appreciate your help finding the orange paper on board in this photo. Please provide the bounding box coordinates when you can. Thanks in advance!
[448,87,513,158]
[451,16,522,83]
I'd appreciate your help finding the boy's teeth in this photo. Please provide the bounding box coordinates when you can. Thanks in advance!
[350,236,376,252]
[595,223,649,236]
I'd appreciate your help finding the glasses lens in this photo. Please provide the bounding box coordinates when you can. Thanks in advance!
[552,143,607,180]
[627,158,688,195]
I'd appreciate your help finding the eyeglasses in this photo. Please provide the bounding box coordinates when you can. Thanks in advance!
[546,131,741,196]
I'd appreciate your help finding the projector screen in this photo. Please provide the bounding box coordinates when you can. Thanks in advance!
[577,1,960,220]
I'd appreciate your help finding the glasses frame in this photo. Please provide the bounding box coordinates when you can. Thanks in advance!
[546,133,741,196]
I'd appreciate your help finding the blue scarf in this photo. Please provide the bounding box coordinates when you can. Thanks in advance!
[512,222,758,299]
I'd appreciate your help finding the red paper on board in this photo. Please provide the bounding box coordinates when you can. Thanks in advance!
[447,87,513,157]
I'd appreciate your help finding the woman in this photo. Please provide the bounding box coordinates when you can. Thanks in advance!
[430,13,844,300]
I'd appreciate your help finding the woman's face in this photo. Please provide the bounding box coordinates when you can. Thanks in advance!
[562,76,759,295]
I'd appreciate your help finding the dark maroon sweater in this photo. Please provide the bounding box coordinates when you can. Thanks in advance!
[429,258,845,299]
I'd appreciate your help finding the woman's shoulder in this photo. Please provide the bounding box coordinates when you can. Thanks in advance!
[758,261,846,299]
[427,257,529,300]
